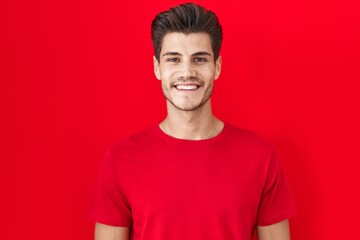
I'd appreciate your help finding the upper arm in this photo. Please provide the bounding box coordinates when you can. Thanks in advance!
[257,219,290,240]
[95,222,130,240]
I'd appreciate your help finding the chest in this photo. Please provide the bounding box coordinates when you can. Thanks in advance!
[118,147,265,223]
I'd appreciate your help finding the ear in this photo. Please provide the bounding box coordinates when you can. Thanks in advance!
[153,56,161,80]
[214,56,222,80]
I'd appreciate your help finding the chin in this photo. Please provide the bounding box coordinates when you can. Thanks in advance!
[172,100,209,112]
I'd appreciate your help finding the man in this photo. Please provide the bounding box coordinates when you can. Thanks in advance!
[89,3,296,240]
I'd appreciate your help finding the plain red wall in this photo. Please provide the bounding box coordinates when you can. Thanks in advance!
[1,0,359,239]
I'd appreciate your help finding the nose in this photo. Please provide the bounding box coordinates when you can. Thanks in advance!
[179,61,196,80]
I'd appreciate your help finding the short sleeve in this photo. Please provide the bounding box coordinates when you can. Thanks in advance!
[87,149,132,226]
[257,149,297,226]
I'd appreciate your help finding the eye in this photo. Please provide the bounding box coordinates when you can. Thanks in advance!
[166,58,180,62]
[194,57,208,63]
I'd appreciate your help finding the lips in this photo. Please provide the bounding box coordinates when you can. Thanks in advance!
[173,83,201,91]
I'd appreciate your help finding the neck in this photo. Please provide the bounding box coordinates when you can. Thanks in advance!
[160,100,223,140]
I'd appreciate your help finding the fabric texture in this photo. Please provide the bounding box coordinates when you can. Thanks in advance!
[88,123,296,239]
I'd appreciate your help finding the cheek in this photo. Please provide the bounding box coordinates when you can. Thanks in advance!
[161,70,179,86]
[199,68,216,82]
[159,70,174,88]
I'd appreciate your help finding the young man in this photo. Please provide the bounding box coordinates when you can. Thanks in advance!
[89,3,296,240]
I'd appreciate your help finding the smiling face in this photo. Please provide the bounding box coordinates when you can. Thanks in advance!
[154,32,222,112]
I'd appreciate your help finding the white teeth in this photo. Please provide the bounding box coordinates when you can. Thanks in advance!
[175,85,199,90]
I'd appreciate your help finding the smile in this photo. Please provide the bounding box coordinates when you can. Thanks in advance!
[174,84,200,90]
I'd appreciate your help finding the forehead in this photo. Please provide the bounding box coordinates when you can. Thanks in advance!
[160,32,213,56]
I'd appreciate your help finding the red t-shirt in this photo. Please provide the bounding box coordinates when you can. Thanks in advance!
[88,123,296,239]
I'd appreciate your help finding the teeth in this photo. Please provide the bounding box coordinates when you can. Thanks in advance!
[175,85,199,90]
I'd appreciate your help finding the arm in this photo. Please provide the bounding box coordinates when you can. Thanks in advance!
[95,222,130,240]
[257,220,290,240]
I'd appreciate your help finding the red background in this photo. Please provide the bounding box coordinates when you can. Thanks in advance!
[1,0,359,239]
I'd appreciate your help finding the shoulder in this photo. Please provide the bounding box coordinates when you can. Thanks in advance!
[106,126,162,159]
[223,123,280,174]
[223,123,275,153]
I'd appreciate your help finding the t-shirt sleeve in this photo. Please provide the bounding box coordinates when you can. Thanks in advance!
[87,149,132,227]
[257,149,297,226]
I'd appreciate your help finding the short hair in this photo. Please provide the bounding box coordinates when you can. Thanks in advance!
[151,3,223,61]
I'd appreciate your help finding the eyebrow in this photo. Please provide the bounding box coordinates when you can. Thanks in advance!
[162,51,211,57]
[192,51,211,57]
[162,52,182,57]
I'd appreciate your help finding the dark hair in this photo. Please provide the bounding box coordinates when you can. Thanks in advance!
[151,3,223,61]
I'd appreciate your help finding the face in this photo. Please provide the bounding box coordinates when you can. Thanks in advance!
[153,32,221,112]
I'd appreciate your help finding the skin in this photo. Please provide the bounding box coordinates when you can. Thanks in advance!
[95,32,291,240]
[154,32,223,140]
[258,220,291,240]
[95,223,129,240]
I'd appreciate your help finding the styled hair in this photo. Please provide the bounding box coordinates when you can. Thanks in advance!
[151,3,223,61]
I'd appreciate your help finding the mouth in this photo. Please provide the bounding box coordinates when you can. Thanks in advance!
[173,83,201,91]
